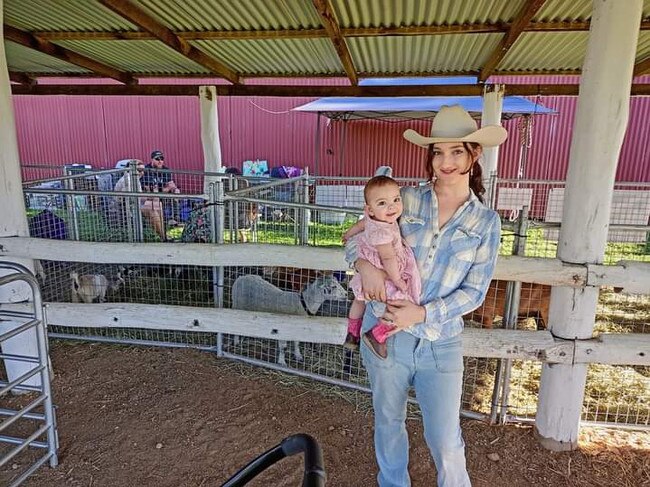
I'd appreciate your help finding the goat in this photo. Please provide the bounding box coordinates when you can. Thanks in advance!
[231,273,348,366]
[70,271,124,304]
[467,279,551,330]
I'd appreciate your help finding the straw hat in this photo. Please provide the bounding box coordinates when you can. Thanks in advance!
[403,104,507,148]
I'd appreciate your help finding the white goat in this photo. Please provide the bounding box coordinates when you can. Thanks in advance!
[70,271,124,303]
[231,274,348,366]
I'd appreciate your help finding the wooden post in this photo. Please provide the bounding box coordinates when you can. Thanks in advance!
[200,86,222,195]
[481,83,504,206]
[535,0,643,451]
[0,3,42,388]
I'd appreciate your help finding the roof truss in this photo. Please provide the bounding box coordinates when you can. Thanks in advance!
[479,0,549,81]
[27,20,650,42]
[97,0,239,84]
[312,0,358,85]
[10,83,650,97]
[4,24,134,84]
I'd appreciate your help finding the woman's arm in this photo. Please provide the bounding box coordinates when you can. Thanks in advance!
[415,214,501,337]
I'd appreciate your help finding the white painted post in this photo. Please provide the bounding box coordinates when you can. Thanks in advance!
[481,83,504,206]
[0,5,42,388]
[200,86,222,195]
[535,0,643,451]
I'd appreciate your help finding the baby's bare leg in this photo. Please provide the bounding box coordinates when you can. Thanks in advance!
[349,299,366,319]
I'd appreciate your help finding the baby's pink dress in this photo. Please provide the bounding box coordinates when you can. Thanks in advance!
[349,213,421,305]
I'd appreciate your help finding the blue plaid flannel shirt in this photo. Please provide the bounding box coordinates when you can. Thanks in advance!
[346,183,501,341]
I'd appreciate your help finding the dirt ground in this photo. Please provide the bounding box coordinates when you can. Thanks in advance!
[1,342,648,487]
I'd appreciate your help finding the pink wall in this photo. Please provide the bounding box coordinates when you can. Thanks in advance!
[12,76,650,183]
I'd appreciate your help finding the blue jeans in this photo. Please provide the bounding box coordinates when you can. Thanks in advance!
[361,309,471,487]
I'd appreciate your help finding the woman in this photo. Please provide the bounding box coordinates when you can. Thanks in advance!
[351,105,506,486]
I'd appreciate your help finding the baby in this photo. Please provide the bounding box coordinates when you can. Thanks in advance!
[342,175,421,359]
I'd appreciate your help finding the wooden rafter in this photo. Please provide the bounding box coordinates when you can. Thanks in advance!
[633,56,650,77]
[8,71,34,85]
[3,25,134,84]
[97,0,239,84]
[312,0,358,85]
[10,83,650,97]
[479,0,548,81]
[28,20,650,41]
[10,68,587,80]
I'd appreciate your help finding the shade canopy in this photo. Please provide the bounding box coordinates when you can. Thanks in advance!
[293,77,554,120]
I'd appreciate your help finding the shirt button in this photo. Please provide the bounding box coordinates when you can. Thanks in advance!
[433,233,439,239]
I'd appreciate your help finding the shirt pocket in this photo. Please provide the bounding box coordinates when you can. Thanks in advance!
[450,228,481,263]
[400,214,425,247]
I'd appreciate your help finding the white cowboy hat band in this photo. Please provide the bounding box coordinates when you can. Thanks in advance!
[403,104,508,148]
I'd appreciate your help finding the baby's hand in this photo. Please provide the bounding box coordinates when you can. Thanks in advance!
[341,230,352,244]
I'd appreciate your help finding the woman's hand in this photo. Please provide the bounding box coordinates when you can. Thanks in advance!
[383,299,426,336]
[356,259,387,302]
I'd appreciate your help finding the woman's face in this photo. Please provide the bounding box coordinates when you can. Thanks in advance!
[366,183,403,223]
[430,142,481,182]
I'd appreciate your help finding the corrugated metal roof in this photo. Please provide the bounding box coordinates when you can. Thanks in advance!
[4,0,138,31]
[192,39,342,75]
[330,0,522,27]
[501,32,589,71]
[55,40,211,74]
[348,34,503,74]
[638,31,650,60]
[534,0,592,22]
[3,0,650,79]
[5,41,91,73]
[135,0,323,30]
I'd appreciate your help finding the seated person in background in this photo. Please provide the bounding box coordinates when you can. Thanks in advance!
[114,160,165,241]
[142,150,181,225]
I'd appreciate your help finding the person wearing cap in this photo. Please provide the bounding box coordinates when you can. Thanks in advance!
[142,150,181,225]
[349,105,506,486]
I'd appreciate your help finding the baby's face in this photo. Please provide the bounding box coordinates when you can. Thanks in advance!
[366,184,402,223]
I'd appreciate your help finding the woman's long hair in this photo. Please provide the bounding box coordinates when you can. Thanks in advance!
[425,142,486,203]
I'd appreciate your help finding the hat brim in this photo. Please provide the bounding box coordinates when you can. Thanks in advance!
[403,125,508,149]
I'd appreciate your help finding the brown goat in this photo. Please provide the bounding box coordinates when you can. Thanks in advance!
[467,280,551,330]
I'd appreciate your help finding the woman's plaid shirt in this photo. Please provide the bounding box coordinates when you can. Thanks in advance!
[347,183,501,341]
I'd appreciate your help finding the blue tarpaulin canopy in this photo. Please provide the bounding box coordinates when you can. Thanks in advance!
[293,77,554,121]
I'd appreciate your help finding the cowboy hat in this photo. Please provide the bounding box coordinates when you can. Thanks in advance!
[403,104,507,148]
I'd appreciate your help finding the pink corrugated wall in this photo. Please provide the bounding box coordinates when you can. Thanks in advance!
[12,76,650,183]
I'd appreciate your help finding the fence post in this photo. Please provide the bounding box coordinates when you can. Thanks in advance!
[535,0,643,451]
[300,168,310,246]
[129,163,143,242]
[499,205,529,424]
[63,168,80,241]
[210,181,226,357]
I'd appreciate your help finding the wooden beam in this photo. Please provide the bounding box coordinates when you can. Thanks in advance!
[3,302,648,366]
[3,25,134,84]
[97,0,239,84]
[633,56,650,77]
[28,20,650,41]
[10,82,650,97]
[312,0,358,85]
[479,0,548,81]
[11,68,589,79]
[8,71,33,85]
[3,236,646,290]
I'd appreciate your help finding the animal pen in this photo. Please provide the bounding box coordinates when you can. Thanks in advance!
[8,166,650,430]
[2,0,650,484]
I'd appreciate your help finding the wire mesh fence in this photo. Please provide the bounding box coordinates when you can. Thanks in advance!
[16,169,650,428]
